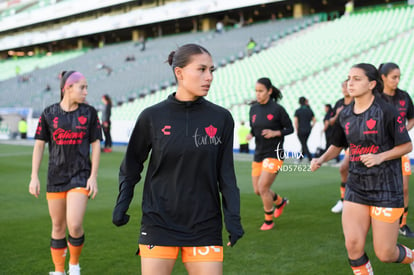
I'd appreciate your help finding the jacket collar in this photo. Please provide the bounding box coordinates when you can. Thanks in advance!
[168,92,205,107]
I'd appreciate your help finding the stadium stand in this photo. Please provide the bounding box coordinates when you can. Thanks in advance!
[215,4,414,120]
[0,0,289,50]
[1,1,413,147]
[0,49,87,81]
[0,16,314,111]
[108,4,414,126]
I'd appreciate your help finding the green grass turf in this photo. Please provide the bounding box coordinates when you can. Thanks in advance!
[1,143,414,274]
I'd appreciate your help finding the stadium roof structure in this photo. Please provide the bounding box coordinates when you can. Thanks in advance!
[0,0,283,51]
[0,0,136,32]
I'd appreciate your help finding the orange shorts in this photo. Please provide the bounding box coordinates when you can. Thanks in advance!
[139,244,223,263]
[46,187,89,200]
[370,206,404,223]
[402,155,411,176]
[252,158,283,177]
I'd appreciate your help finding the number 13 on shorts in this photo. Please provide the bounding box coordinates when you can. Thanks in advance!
[186,246,223,262]
[193,246,221,256]
[370,206,404,223]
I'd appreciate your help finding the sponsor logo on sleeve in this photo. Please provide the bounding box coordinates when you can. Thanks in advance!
[397,115,406,133]
[36,116,42,135]
[53,117,59,128]
[345,122,350,135]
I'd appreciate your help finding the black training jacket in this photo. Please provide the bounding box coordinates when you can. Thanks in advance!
[114,93,243,246]
[249,100,294,162]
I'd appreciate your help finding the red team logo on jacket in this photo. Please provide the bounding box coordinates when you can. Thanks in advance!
[193,125,222,147]
[205,125,217,138]
[363,118,378,134]
[366,118,376,130]
[78,116,87,125]
[400,100,406,107]
[267,114,274,121]
[76,116,88,130]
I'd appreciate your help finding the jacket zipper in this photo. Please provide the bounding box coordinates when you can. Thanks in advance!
[185,105,189,136]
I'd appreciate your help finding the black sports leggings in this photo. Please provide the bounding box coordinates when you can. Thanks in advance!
[298,132,311,161]
[103,124,112,148]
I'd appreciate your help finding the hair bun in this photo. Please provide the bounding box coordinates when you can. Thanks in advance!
[60,71,67,79]
[167,51,175,66]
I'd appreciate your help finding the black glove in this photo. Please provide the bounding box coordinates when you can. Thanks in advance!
[112,210,130,227]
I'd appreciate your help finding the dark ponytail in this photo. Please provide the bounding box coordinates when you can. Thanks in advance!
[102,94,112,107]
[257,77,282,102]
[167,51,176,66]
[378,62,399,77]
[59,70,75,101]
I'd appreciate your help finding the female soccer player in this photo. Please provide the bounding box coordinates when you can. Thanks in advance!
[246,77,293,231]
[323,103,334,153]
[112,44,244,275]
[101,94,113,153]
[379,62,414,237]
[329,80,353,213]
[294,96,316,162]
[311,63,414,274]
[29,71,102,275]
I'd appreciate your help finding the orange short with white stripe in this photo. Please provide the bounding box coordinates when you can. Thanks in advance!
[402,155,411,176]
[252,158,283,177]
[46,187,89,200]
[370,206,404,223]
[139,244,223,262]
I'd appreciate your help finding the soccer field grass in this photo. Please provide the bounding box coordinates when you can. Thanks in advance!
[1,143,414,274]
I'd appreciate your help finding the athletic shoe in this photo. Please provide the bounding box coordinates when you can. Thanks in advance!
[331,200,343,213]
[49,272,65,275]
[260,222,274,231]
[103,148,112,153]
[399,225,414,238]
[274,198,289,218]
[68,264,81,275]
